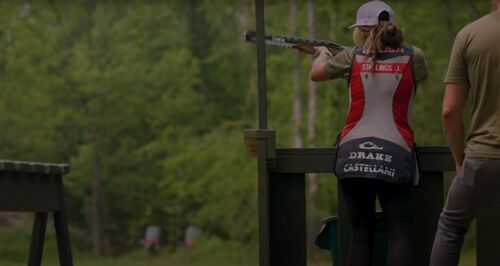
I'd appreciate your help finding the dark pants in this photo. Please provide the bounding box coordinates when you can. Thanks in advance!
[340,178,415,266]
[430,157,500,266]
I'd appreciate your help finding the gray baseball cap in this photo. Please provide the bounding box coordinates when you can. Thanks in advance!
[349,0,394,29]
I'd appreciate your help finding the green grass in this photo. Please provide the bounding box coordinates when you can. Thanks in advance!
[0,249,477,266]
[0,248,259,266]
[0,230,261,266]
[0,254,329,266]
[0,227,58,265]
[0,227,478,266]
[459,247,476,266]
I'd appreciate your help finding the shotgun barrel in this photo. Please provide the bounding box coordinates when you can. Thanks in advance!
[244,30,346,54]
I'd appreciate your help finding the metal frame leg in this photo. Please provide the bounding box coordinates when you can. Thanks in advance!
[28,212,48,266]
[54,210,73,266]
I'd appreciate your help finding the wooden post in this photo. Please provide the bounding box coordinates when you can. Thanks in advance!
[337,181,351,266]
[477,202,500,266]
[269,173,306,266]
[414,171,443,266]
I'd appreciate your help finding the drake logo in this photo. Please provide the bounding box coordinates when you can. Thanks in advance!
[359,141,383,150]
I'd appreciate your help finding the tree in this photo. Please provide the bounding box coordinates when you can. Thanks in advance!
[306,0,320,259]
[291,0,303,149]
[0,0,495,258]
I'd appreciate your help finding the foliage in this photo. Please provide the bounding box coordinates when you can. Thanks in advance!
[0,0,491,256]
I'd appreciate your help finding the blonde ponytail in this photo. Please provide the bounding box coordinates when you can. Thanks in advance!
[365,23,403,71]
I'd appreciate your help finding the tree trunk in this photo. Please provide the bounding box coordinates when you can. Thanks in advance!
[307,0,319,260]
[330,0,341,218]
[90,124,104,256]
[466,0,479,21]
[331,0,339,41]
[443,0,454,49]
[291,0,303,149]
[83,2,105,255]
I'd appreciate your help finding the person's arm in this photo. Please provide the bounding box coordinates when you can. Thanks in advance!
[412,46,428,83]
[309,47,353,82]
[310,47,333,82]
[442,82,469,172]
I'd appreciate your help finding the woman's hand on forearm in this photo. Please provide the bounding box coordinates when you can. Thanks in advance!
[310,47,332,82]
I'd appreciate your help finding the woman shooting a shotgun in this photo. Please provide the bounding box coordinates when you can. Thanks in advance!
[307,1,427,265]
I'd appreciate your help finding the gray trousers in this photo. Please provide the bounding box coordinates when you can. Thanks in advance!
[430,156,500,266]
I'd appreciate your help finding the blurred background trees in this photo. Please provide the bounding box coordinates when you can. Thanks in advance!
[0,0,491,259]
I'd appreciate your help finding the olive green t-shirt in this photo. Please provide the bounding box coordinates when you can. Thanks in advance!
[445,11,500,158]
[324,46,428,82]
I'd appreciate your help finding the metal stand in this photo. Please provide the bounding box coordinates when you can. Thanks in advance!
[0,160,73,266]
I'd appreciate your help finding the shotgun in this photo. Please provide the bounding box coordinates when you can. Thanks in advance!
[244,30,346,55]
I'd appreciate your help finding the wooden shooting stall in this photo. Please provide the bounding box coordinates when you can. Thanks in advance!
[0,160,73,266]
[247,0,500,265]
[245,130,452,266]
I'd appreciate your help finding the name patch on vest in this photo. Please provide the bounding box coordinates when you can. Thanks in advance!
[360,63,406,73]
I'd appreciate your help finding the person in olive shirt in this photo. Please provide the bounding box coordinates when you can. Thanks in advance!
[430,1,500,265]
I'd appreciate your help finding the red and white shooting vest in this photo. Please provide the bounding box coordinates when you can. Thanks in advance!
[334,46,420,185]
